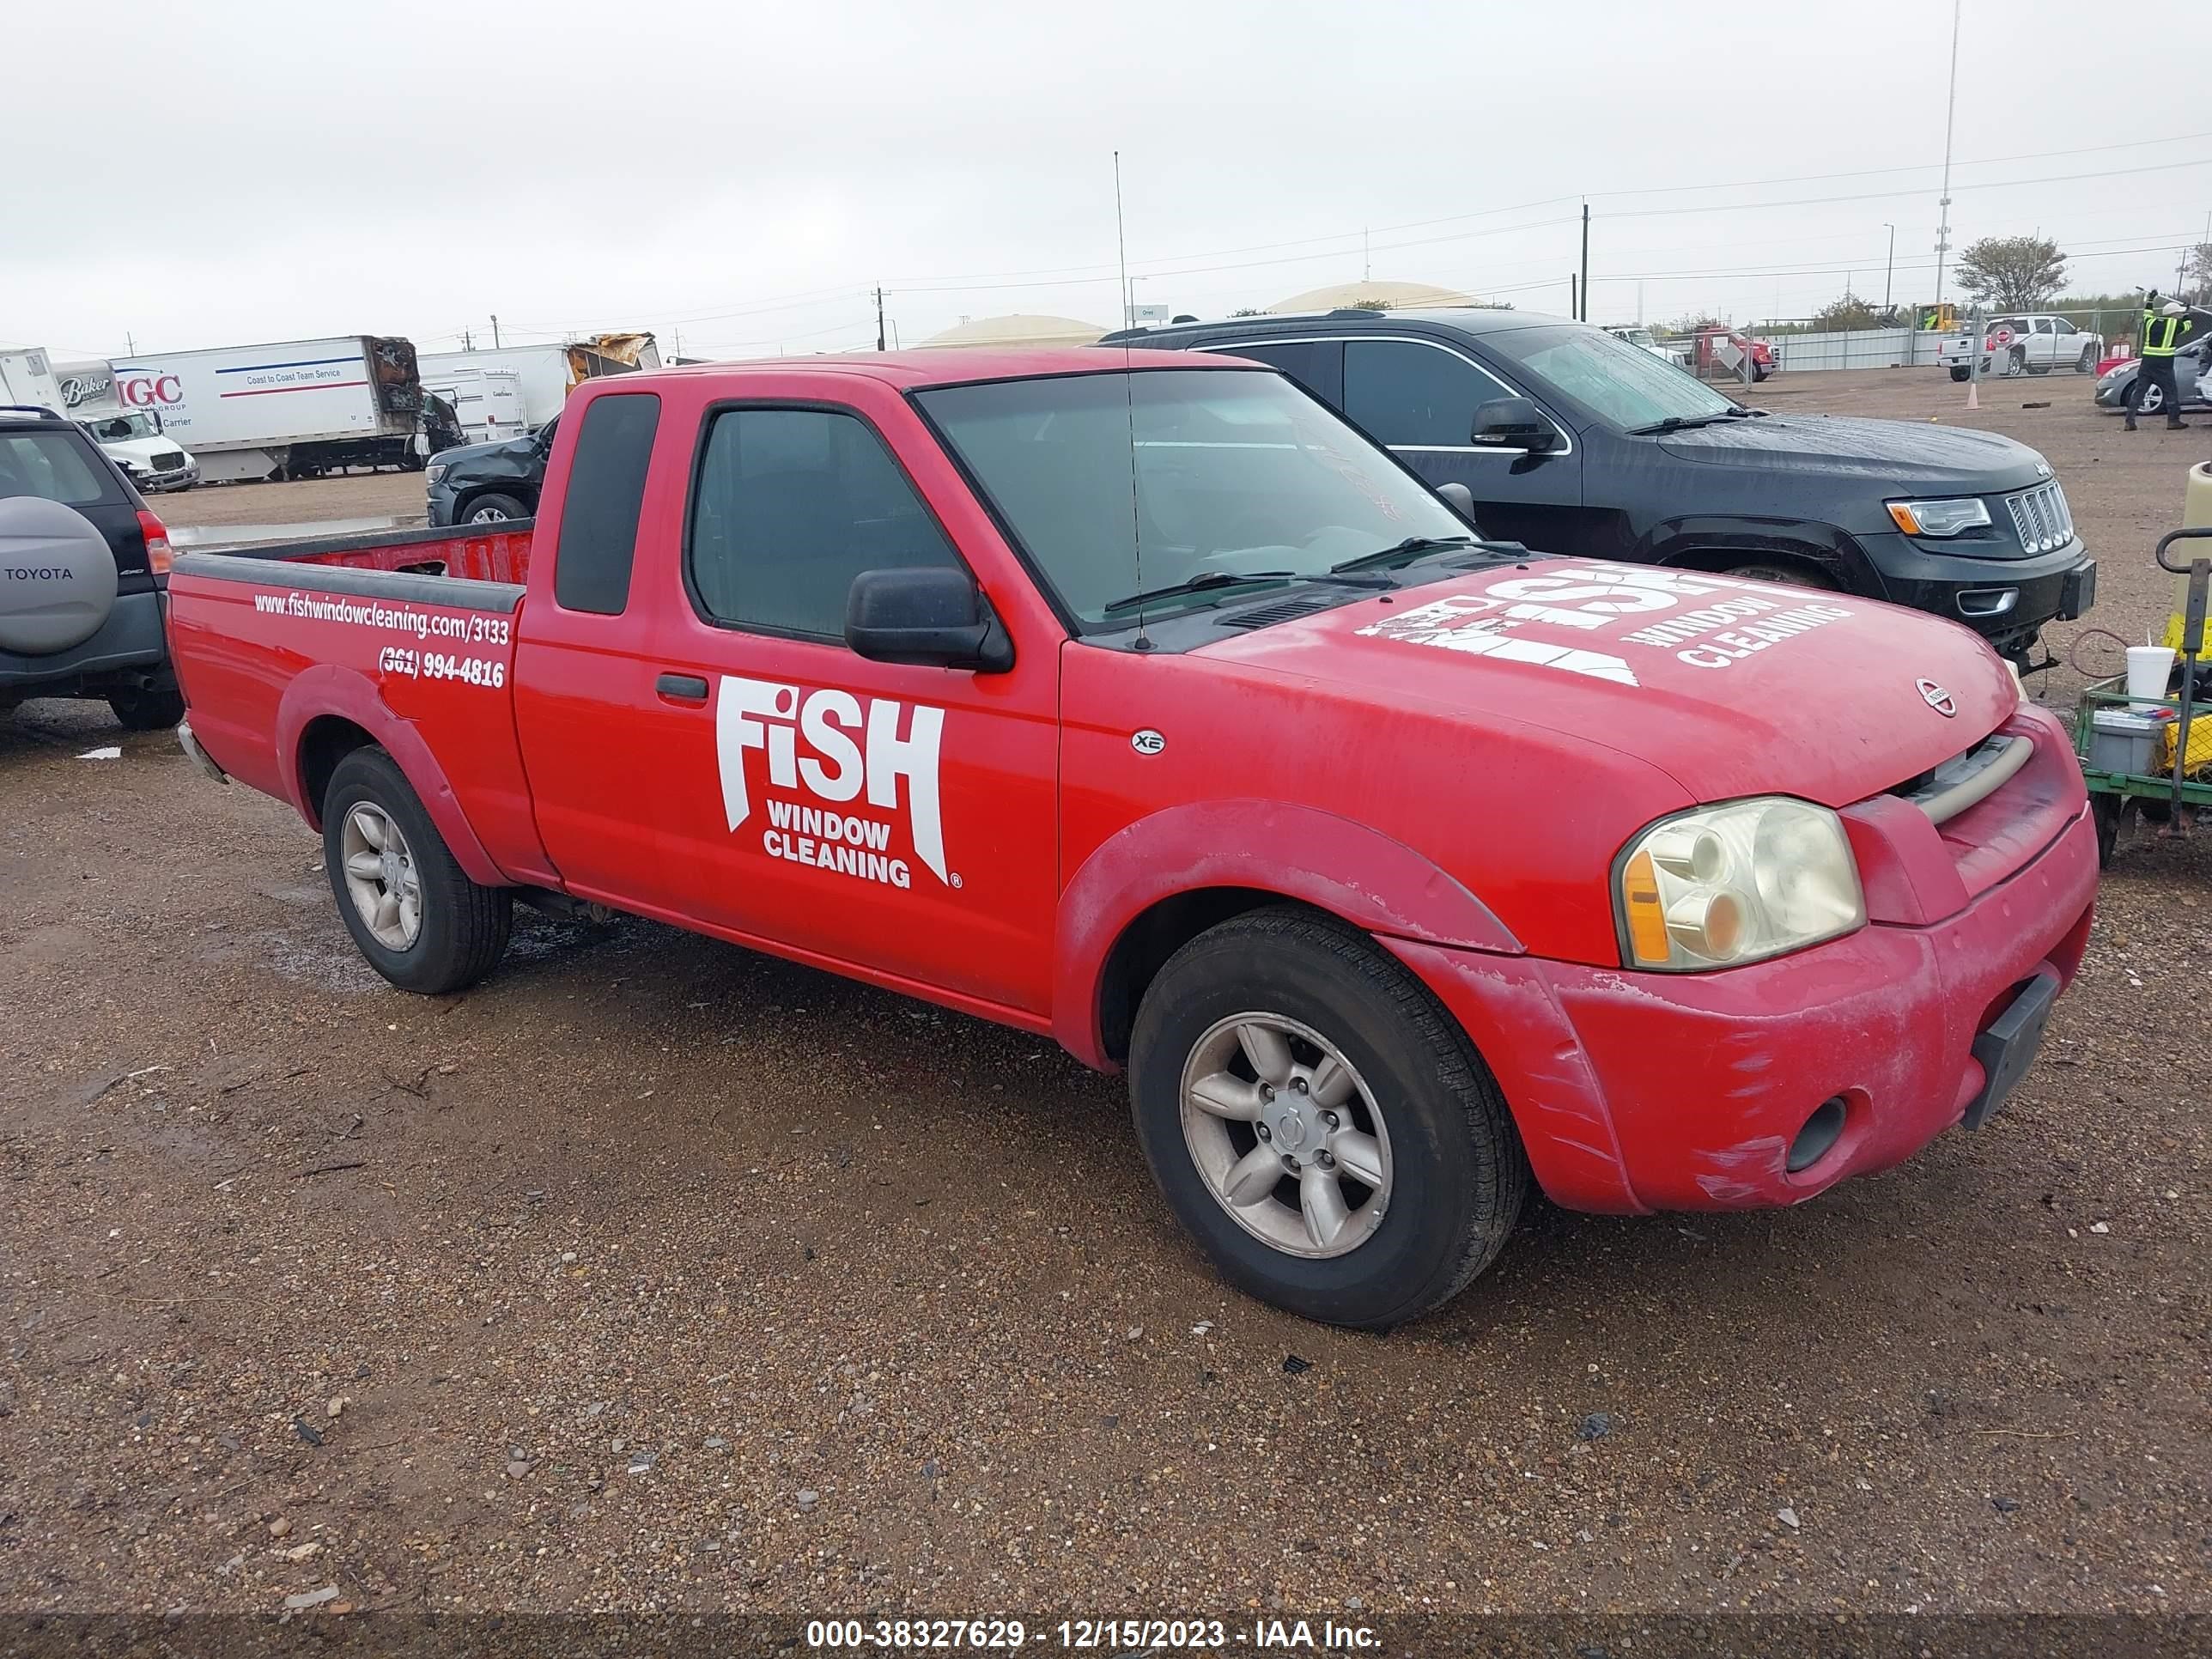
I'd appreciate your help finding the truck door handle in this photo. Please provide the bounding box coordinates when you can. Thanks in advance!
[655,673,710,702]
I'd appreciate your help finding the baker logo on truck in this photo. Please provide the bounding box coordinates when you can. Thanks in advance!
[715,676,949,891]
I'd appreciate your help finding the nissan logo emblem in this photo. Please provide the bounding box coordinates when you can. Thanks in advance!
[1917,678,1958,717]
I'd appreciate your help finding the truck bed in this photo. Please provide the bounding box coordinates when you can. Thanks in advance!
[167,522,544,886]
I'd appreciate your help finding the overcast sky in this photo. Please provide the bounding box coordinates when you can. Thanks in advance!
[9,0,2208,362]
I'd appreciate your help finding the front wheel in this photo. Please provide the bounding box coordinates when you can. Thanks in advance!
[465,493,527,524]
[321,746,511,994]
[2076,345,2098,374]
[1723,560,1837,590]
[1128,908,1528,1329]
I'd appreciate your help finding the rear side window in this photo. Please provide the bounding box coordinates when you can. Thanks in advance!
[553,393,659,615]
[686,407,962,640]
[0,429,120,507]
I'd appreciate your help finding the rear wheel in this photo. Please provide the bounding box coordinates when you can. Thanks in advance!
[465,493,527,524]
[106,679,185,731]
[2008,344,2028,376]
[1127,908,1528,1329]
[1949,366,1972,382]
[321,746,510,994]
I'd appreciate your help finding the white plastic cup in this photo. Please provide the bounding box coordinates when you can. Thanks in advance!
[2126,644,2175,704]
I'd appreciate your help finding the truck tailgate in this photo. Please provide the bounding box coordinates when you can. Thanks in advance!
[167,532,545,885]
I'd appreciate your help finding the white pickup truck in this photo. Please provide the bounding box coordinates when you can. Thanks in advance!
[1939,314,2104,380]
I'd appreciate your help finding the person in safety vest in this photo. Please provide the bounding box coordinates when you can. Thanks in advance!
[2124,292,2203,431]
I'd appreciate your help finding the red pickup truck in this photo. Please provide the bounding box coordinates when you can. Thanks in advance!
[166,348,2097,1328]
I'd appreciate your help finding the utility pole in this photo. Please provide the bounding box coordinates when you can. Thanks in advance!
[490,314,501,349]
[1363,227,1370,284]
[463,328,472,350]
[1579,202,1590,321]
[1882,223,1896,311]
[1569,273,1577,319]
[125,331,135,355]
[875,287,887,352]
[1933,0,1962,305]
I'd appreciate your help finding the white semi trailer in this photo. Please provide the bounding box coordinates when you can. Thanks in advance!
[107,335,426,483]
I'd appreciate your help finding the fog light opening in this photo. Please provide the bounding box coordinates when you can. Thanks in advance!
[1786,1097,1849,1174]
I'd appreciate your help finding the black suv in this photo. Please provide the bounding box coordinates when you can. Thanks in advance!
[425,416,555,526]
[0,405,181,728]
[1103,309,2096,662]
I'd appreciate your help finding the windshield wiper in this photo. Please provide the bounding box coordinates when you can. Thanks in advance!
[1626,411,1747,435]
[1102,570,1297,615]
[1329,534,1478,574]
[1102,566,1396,615]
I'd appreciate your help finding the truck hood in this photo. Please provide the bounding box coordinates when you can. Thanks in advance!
[1198,559,2014,808]
[1657,414,2050,494]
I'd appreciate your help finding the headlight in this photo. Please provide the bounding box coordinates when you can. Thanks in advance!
[425,463,447,484]
[1887,497,1991,537]
[1615,798,1863,972]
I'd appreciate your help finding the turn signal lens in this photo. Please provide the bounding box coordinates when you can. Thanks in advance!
[1615,798,1864,972]
[138,509,173,577]
[1621,849,1670,966]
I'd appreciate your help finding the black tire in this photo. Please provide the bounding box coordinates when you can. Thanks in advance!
[463,493,527,525]
[2093,796,2121,868]
[1723,560,1838,590]
[1127,907,1528,1329]
[320,746,511,994]
[2076,345,2098,374]
[2137,380,2166,417]
[2008,345,2027,377]
[107,680,185,731]
[1949,366,1971,382]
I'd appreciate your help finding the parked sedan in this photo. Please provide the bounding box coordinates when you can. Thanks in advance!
[2093,339,2211,417]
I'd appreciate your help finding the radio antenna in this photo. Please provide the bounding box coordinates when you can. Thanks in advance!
[1114,149,1152,652]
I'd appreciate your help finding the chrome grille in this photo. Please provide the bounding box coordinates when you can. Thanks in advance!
[151,450,185,470]
[2006,482,2074,554]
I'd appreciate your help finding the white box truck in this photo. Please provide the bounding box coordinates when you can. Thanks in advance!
[107,336,426,483]
[416,333,659,432]
[0,348,64,412]
[416,362,529,446]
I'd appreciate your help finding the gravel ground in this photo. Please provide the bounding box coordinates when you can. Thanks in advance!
[2,368,2207,1626]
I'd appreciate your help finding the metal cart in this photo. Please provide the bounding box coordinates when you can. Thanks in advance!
[2073,526,2212,866]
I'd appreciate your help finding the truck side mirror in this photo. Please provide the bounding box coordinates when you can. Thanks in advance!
[845,567,1014,673]
[1470,396,1556,453]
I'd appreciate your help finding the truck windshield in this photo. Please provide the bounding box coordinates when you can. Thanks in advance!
[1484,323,1739,433]
[915,368,1468,625]
[86,412,159,442]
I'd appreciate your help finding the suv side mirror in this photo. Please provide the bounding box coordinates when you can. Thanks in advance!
[846,567,1013,673]
[1470,396,1557,453]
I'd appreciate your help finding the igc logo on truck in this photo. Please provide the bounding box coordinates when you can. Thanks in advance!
[714,676,949,891]
[117,374,184,409]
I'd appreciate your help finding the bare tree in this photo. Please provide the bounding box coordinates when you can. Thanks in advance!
[1954,236,2067,311]
[2189,242,2212,306]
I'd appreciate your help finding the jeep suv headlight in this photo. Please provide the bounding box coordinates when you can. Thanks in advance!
[1887,497,1991,537]
[1615,798,1864,971]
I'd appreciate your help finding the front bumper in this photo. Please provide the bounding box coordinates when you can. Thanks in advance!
[1854,528,2094,652]
[1390,787,2098,1215]
[137,463,199,493]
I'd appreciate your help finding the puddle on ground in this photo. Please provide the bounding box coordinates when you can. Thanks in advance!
[172,516,424,549]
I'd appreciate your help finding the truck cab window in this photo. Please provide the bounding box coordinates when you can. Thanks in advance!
[1342,339,1504,447]
[553,394,659,615]
[686,407,961,640]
